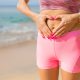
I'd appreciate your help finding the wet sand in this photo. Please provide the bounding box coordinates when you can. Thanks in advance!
[0,40,62,80]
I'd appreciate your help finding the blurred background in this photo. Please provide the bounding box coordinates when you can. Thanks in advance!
[0,0,40,46]
[0,0,40,80]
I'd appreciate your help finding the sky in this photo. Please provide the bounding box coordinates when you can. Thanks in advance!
[0,0,39,6]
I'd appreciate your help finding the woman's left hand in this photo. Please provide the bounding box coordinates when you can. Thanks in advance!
[50,13,79,37]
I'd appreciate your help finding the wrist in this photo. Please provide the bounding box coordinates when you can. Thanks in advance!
[78,12,80,16]
[73,12,80,23]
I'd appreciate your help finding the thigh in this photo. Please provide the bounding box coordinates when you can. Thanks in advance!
[38,67,59,80]
[61,69,80,80]
[36,32,59,69]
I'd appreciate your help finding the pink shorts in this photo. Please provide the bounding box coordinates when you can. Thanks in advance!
[36,29,80,73]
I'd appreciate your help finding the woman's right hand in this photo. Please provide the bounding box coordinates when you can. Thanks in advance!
[34,14,53,38]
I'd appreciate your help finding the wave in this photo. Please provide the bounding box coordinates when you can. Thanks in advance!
[0,22,38,47]
[0,6,39,47]
[0,31,37,47]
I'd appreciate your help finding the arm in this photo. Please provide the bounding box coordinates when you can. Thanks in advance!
[17,0,38,22]
[17,0,52,38]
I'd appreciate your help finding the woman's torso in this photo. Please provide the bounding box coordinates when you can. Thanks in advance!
[39,0,80,31]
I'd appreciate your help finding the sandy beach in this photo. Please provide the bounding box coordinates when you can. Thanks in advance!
[0,40,62,80]
[0,40,38,80]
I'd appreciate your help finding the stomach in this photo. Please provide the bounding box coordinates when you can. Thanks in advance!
[40,9,80,32]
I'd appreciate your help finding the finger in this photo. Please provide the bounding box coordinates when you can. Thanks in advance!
[38,24,49,38]
[37,25,45,37]
[40,31,45,38]
[42,21,52,37]
[52,20,65,34]
[55,29,67,37]
[53,23,76,37]
[38,29,45,38]
[68,23,77,32]
[39,16,53,37]
[53,26,65,37]
[39,25,50,38]
[42,26,51,37]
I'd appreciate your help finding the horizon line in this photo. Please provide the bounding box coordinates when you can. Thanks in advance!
[0,5,39,7]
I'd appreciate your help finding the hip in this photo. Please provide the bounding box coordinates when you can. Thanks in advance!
[37,29,80,42]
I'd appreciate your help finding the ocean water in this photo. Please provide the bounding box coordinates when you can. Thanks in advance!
[0,6,40,47]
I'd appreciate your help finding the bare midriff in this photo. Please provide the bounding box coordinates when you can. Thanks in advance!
[40,9,80,32]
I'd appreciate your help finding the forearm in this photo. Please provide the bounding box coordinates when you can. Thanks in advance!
[17,0,38,21]
[20,5,38,21]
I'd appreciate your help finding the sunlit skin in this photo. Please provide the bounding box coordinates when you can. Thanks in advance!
[17,0,80,80]
[17,0,80,38]
[45,12,80,38]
